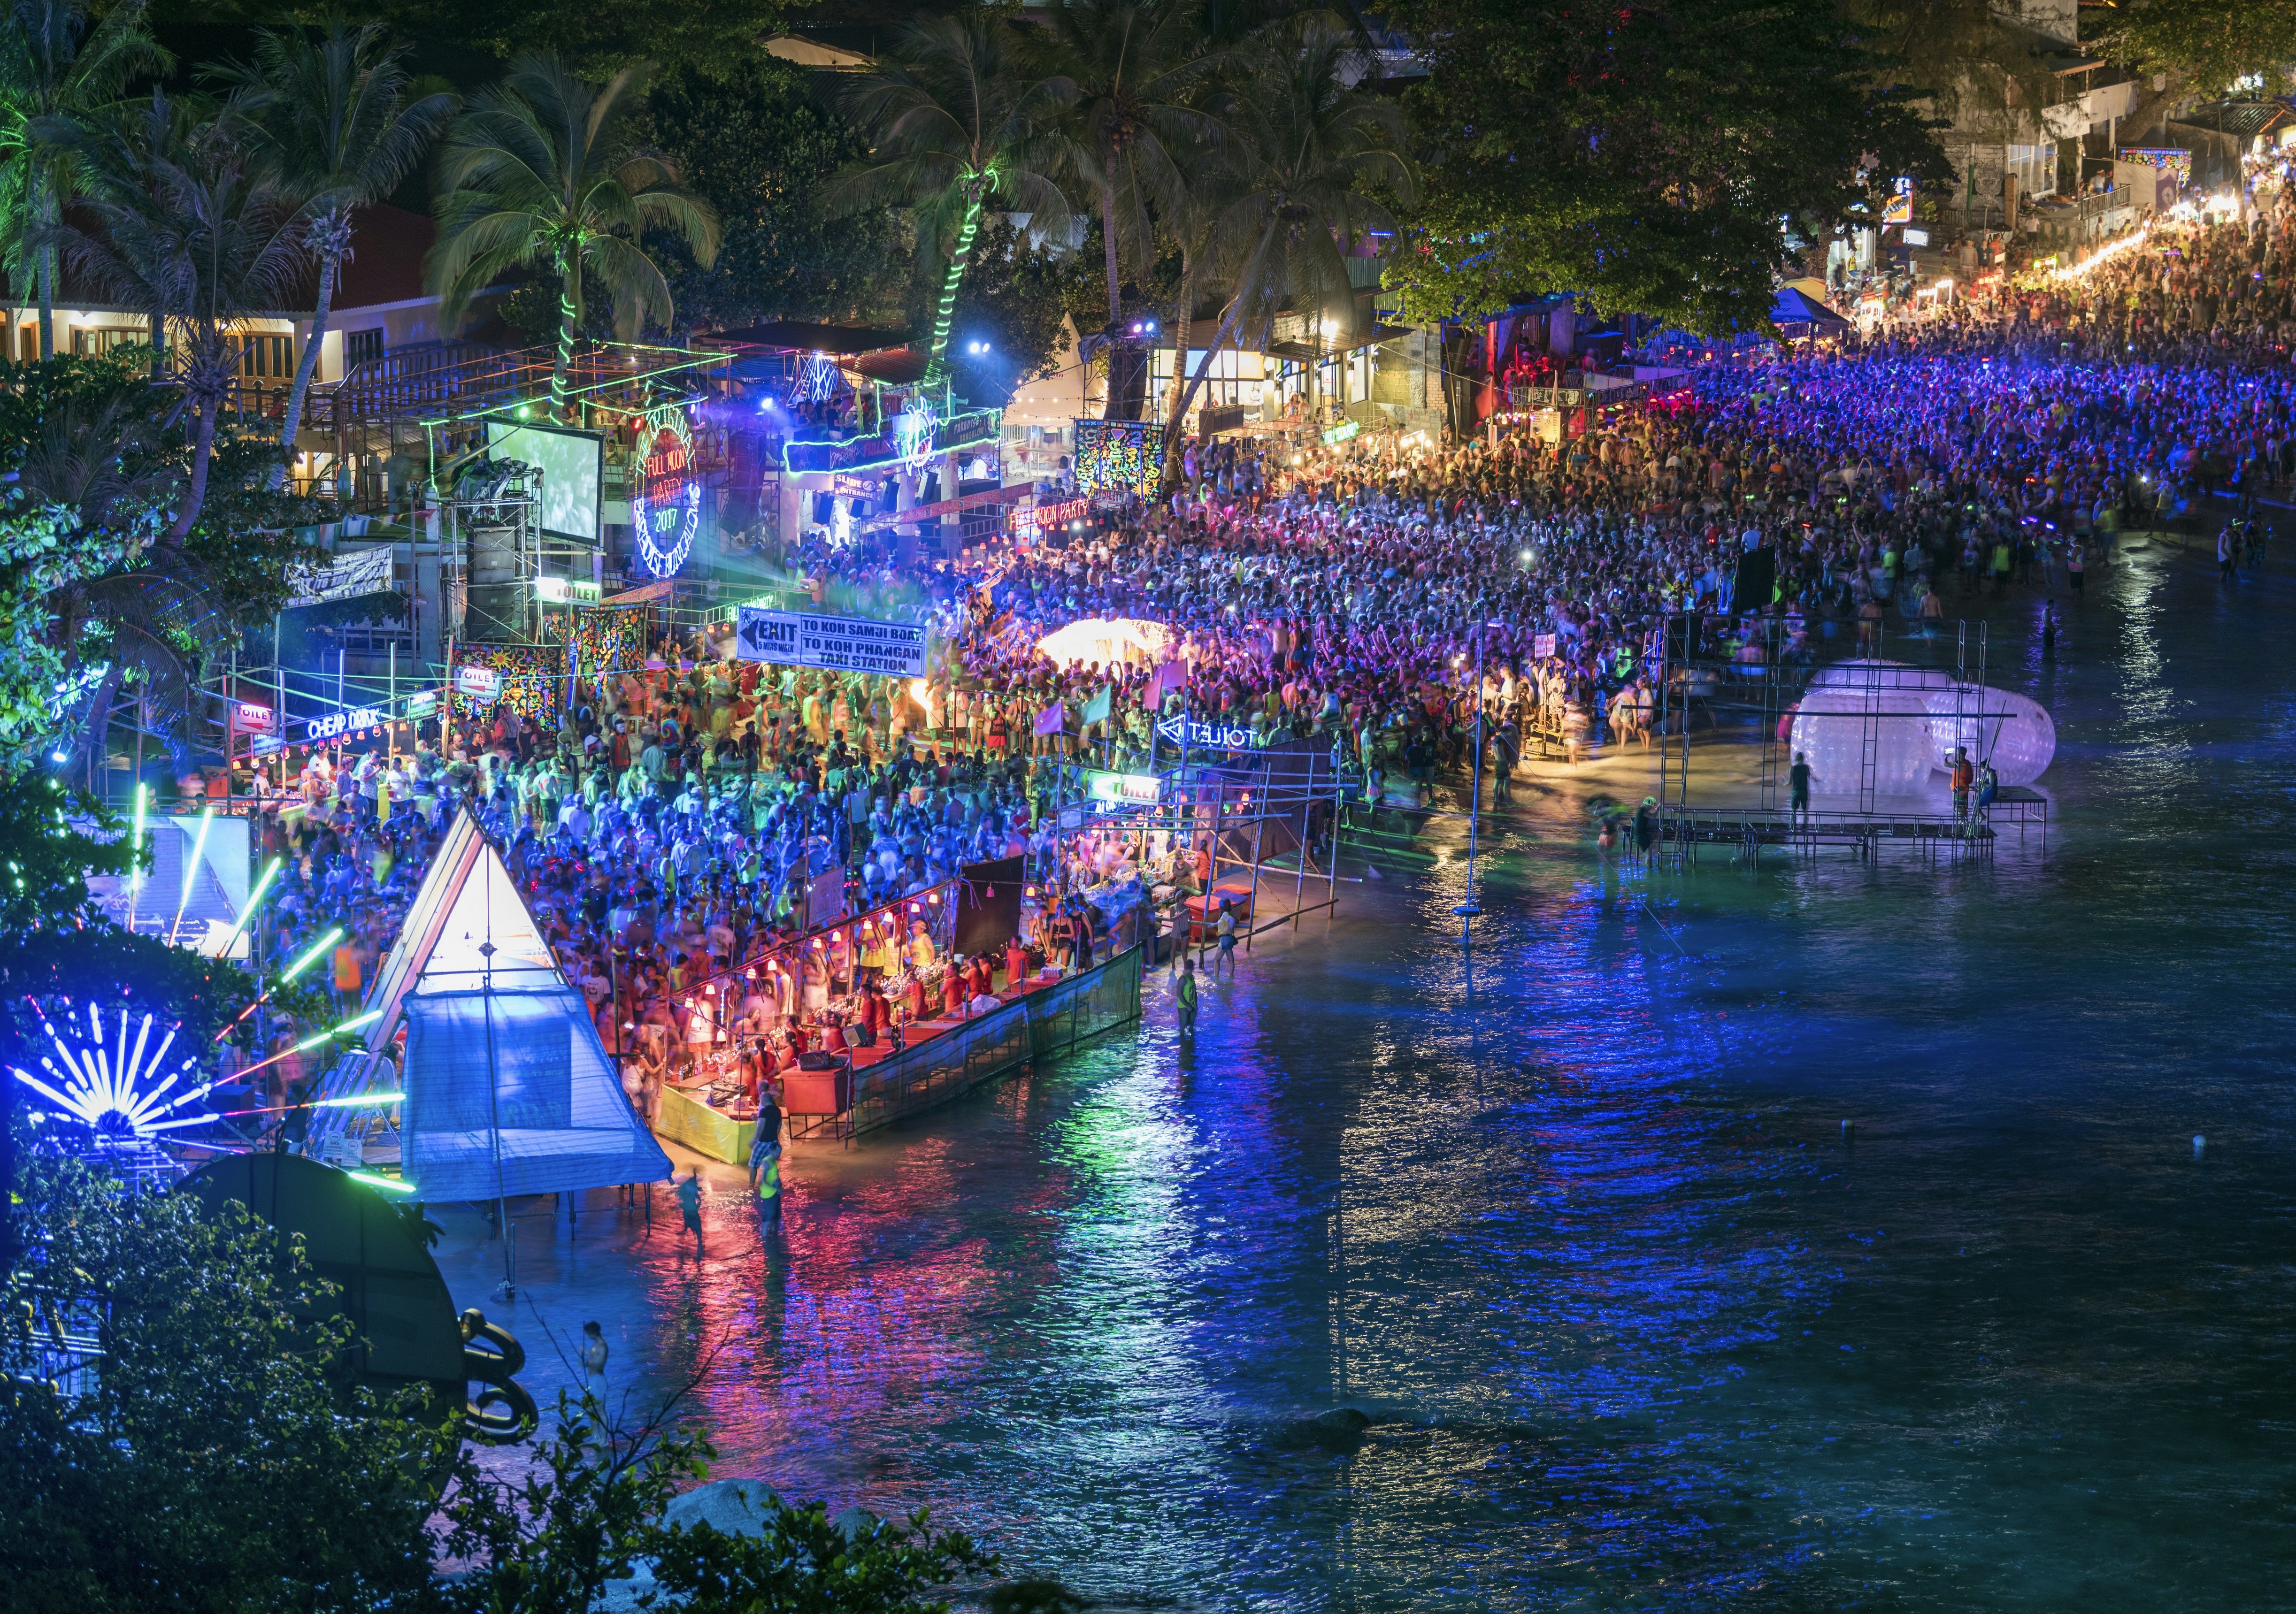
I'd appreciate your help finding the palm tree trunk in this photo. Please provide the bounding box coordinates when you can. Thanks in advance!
[925,196,986,379]
[1164,243,1195,436]
[35,171,54,363]
[1159,294,1250,497]
[273,239,340,491]
[1157,226,1278,493]
[550,251,581,422]
[165,389,220,553]
[1101,181,1138,421]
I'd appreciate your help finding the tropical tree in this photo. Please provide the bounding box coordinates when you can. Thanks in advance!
[51,87,307,552]
[225,16,458,488]
[1037,0,1222,417]
[829,11,1078,382]
[0,0,168,360]
[429,54,719,421]
[1158,18,1416,474]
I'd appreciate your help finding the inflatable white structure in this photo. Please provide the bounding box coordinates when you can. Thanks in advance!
[1926,686,2057,785]
[1788,660,1940,795]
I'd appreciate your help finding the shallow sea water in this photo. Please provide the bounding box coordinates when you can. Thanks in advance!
[435,536,2296,1610]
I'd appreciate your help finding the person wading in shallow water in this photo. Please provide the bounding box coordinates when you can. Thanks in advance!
[580,1322,609,1406]
[675,1170,704,1252]
[1175,956,1198,1035]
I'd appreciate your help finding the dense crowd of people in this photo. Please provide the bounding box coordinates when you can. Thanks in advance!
[211,190,2293,1150]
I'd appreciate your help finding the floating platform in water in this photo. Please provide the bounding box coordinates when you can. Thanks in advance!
[1653,788,2046,865]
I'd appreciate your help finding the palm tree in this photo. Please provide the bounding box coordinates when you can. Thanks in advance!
[53,88,309,551]
[1158,18,1415,475]
[0,0,167,360]
[429,54,718,421]
[829,11,1077,382]
[225,17,457,487]
[1037,0,1223,418]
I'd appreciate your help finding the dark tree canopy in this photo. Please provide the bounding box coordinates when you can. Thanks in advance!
[637,57,909,335]
[1382,0,1943,332]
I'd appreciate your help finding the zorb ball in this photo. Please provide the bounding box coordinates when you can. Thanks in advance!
[1926,685,2056,786]
[1789,660,1937,795]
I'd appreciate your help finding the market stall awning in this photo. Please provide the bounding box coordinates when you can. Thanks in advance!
[1769,285,1850,331]
[1266,323,1413,361]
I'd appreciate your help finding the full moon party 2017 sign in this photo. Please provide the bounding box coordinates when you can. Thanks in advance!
[633,411,701,577]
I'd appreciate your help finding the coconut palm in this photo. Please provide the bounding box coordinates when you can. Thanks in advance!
[0,0,167,359]
[1158,18,1415,473]
[829,11,1077,382]
[1037,0,1223,417]
[224,16,457,487]
[51,88,308,552]
[429,54,718,421]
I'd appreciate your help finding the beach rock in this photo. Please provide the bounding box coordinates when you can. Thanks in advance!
[665,1477,784,1539]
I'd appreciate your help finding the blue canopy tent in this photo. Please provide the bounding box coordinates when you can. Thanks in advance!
[1770,285,1852,339]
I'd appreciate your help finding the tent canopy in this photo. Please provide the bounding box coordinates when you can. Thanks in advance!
[336,810,669,1201]
[1770,285,1851,331]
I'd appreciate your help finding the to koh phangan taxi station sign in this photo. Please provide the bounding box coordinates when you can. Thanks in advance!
[734,606,929,678]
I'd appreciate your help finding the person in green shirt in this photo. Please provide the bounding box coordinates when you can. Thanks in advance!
[1175,956,1198,1035]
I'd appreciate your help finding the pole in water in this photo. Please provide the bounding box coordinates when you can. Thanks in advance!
[1841,1119,1856,1140]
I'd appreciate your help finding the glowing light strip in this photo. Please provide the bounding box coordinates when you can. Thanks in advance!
[168,807,215,946]
[347,1171,417,1194]
[210,857,282,963]
[313,1089,402,1108]
[297,1008,381,1051]
[282,926,344,985]
[129,783,148,896]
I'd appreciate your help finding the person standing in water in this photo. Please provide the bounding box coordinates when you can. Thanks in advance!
[580,1322,609,1407]
[1175,956,1198,1036]
[674,1170,704,1253]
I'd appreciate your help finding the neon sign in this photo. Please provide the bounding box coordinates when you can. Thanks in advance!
[1156,715,1255,751]
[893,397,937,473]
[306,706,383,743]
[633,407,701,578]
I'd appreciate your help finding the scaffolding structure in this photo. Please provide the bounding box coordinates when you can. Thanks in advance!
[1651,611,2029,865]
[1047,742,1353,954]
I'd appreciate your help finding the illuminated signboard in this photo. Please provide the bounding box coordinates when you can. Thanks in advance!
[1321,419,1361,445]
[1155,714,1255,751]
[306,706,382,743]
[1883,176,1913,225]
[536,575,601,603]
[733,606,929,678]
[1083,770,1162,809]
[232,701,276,733]
[1012,496,1090,539]
[454,665,501,702]
[406,689,439,718]
[632,407,702,578]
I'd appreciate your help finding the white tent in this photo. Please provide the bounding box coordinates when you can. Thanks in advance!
[318,810,669,1202]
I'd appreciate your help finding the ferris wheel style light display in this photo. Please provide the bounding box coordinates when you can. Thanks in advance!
[633,409,702,578]
[11,1002,215,1143]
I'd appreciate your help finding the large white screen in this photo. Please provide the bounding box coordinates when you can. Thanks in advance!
[486,421,602,542]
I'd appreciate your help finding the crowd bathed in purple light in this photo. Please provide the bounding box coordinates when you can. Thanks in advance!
[219,195,2293,1146]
